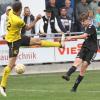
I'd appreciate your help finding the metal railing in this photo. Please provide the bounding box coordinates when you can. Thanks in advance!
[0,31,100,41]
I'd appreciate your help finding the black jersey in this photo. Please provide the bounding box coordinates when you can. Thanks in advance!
[82,25,98,51]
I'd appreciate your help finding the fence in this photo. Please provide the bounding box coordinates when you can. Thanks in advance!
[0,33,100,66]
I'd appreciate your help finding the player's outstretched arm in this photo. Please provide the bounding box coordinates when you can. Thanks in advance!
[25,14,42,30]
[66,33,88,41]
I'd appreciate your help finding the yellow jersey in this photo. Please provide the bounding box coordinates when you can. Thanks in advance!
[5,10,25,42]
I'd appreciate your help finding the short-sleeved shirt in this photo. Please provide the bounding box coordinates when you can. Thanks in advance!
[95,13,100,31]
[5,10,25,42]
[82,25,97,51]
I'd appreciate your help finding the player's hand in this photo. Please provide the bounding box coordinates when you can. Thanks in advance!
[36,14,42,21]
[1,35,5,39]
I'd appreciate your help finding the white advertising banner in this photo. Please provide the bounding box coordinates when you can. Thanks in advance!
[55,39,84,62]
[0,45,55,65]
[55,39,100,61]
[0,39,100,65]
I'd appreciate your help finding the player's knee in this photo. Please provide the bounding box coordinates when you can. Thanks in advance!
[8,63,16,69]
[73,58,82,67]
[80,70,85,76]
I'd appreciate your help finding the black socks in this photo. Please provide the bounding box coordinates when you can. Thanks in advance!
[67,66,77,76]
[72,75,84,91]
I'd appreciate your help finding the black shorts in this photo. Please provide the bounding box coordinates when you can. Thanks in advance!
[76,47,97,64]
[7,35,30,57]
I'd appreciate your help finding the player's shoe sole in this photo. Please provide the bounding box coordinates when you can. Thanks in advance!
[0,86,7,97]
[71,88,77,92]
[60,34,65,48]
[62,75,70,81]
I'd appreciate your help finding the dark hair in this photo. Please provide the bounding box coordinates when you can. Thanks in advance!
[79,12,89,22]
[12,1,22,12]
[24,6,29,9]
[60,6,67,11]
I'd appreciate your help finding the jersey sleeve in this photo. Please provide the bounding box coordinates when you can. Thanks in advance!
[85,25,96,36]
[18,19,25,28]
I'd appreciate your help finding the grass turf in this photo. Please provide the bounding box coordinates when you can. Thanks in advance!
[0,70,100,100]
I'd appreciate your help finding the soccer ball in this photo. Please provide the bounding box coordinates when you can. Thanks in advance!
[15,64,25,74]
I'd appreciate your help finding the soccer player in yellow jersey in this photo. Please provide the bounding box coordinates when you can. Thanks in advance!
[0,1,65,97]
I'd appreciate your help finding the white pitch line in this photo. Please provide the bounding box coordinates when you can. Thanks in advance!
[8,89,100,93]
[87,90,100,93]
[8,89,55,93]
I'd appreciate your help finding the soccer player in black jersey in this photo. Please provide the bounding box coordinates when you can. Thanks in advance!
[62,12,98,92]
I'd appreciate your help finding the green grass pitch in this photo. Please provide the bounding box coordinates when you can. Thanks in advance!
[0,70,100,100]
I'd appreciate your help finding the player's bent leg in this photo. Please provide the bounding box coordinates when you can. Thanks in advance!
[62,58,82,81]
[72,58,83,67]
[40,34,65,47]
[30,37,64,47]
[71,61,89,92]
[0,57,16,97]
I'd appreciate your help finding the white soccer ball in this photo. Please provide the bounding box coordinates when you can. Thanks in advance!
[15,64,25,74]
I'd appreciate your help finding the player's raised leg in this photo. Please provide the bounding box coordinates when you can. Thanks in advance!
[29,34,65,48]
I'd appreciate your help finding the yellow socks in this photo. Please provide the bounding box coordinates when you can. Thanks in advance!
[41,40,61,47]
[0,66,11,88]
